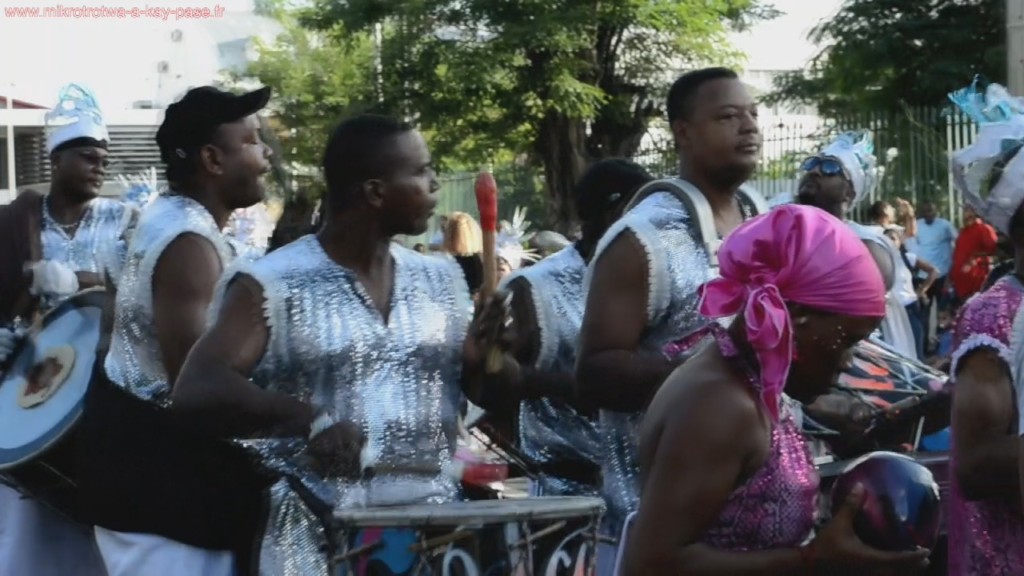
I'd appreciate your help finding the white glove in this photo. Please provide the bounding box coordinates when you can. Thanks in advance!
[0,327,25,363]
[26,260,79,298]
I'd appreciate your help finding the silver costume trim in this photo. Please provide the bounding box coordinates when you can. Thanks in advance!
[104,194,236,405]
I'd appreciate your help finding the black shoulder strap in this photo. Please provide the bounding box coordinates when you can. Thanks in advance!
[622,178,768,268]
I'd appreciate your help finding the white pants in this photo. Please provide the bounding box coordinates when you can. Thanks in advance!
[0,484,108,576]
[94,527,236,576]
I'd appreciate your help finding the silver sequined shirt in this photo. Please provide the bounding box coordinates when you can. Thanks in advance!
[240,235,471,508]
[586,190,720,533]
[39,196,137,311]
[501,246,603,497]
[105,194,236,404]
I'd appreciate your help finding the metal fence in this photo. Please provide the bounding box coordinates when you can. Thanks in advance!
[407,105,978,246]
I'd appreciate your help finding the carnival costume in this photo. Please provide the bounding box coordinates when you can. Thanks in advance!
[792,131,918,358]
[0,83,132,576]
[694,204,885,550]
[586,181,764,540]
[219,235,471,575]
[941,77,1024,576]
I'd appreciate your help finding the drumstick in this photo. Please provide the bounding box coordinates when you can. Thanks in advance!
[475,170,498,297]
[474,170,505,374]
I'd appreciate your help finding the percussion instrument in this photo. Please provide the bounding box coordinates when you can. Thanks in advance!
[0,288,113,522]
[329,497,605,576]
[817,451,950,533]
[802,337,951,459]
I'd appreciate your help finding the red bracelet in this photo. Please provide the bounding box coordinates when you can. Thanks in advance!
[797,542,816,576]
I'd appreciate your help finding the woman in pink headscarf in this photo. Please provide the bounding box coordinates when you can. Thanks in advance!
[622,205,931,575]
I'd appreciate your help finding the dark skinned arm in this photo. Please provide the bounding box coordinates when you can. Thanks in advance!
[171,274,315,438]
[506,279,579,403]
[460,279,577,413]
[952,348,1020,501]
[625,376,807,575]
[75,271,103,290]
[151,234,224,387]
[627,365,930,575]
[913,256,939,297]
[576,231,679,412]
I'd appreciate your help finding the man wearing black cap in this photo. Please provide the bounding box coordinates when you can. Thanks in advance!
[462,158,653,499]
[94,85,272,576]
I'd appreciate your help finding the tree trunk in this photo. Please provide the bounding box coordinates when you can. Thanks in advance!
[534,112,588,232]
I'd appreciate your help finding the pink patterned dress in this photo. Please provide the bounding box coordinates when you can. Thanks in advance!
[948,276,1024,575]
[669,326,820,551]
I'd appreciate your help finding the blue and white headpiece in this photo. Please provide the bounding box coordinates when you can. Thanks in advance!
[45,83,110,154]
[815,129,879,210]
[948,76,1024,236]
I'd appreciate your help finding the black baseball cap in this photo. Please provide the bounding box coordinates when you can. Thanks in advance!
[156,85,271,164]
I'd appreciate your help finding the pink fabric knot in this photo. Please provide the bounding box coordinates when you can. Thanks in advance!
[699,281,792,421]
[698,204,886,421]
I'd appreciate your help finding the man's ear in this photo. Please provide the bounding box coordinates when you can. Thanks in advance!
[363,179,385,208]
[671,118,690,152]
[199,144,224,176]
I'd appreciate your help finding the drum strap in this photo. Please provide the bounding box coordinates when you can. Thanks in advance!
[623,178,768,268]
[0,190,43,325]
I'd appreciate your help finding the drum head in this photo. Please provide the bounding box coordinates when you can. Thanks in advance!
[334,496,606,528]
[0,290,111,470]
[839,338,947,400]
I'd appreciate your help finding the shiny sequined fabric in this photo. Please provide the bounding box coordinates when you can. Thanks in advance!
[948,277,1024,576]
[226,235,470,575]
[586,190,717,534]
[701,326,819,550]
[39,196,137,311]
[502,246,603,497]
[105,194,236,404]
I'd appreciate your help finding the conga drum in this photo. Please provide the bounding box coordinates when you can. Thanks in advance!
[0,288,113,523]
[329,497,606,575]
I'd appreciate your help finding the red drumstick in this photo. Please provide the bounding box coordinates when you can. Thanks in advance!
[475,170,498,297]
[474,171,505,374]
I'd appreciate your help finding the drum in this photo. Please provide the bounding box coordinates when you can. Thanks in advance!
[330,497,605,576]
[0,288,113,522]
[817,451,950,535]
[802,337,951,459]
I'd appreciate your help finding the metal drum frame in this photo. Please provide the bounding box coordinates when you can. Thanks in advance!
[329,496,606,576]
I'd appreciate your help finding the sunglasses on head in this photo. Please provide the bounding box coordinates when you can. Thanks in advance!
[801,156,845,177]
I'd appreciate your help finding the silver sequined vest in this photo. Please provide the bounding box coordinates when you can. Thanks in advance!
[239,235,471,509]
[501,246,603,496]
[105,194,235,404]
[587,190,745,533]
[40,196,137,311]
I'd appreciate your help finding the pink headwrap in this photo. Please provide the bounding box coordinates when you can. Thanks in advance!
[698,204,886,421]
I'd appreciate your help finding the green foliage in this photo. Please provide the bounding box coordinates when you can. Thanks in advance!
[766,0,1005,117]
[248,0,777,225]
[242,13,377,178]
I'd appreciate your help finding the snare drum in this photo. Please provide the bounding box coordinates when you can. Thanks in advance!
[330,497,605,576]
[0,288,113,522]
